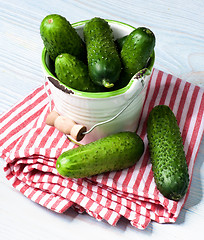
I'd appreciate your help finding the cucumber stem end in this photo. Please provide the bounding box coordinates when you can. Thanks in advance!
[102,79,114,88]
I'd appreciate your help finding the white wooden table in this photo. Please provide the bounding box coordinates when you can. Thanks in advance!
[0,1,204,239]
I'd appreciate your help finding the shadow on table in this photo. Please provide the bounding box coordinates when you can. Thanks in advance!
[176,138,204,225]
[63,206,154,234]
[116,216,153,233]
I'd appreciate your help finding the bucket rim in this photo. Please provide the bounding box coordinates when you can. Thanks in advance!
[41,19,155,99]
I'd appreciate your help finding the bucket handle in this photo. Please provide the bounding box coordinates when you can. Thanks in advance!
[82,70,148,135]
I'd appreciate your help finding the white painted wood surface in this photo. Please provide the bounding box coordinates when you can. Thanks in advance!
[0,0,203,239]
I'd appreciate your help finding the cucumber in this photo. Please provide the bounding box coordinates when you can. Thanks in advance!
[56,132,144,178]
[40,14,86,61]
[83,17,122,88]
[147,105,189,201]
[115,35,128,52]
[55,53,102,92]
[120,27,155,86]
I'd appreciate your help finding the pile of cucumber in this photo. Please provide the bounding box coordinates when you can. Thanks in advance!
[40,14,155,91]
[40,15,189,201]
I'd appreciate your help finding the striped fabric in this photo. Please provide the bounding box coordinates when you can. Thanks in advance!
[0,68,203,229]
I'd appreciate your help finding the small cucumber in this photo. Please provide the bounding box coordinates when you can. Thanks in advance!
[83,17,122,88]
[120,27,155,86]
[55,53,102,92]
[56,132,144,178]
[40,14,86,61]
[147,105,189,201]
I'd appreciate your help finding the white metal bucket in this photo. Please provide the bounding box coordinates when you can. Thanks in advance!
[41,20,155,144]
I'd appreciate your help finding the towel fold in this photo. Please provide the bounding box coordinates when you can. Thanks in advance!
[0,68,203,229]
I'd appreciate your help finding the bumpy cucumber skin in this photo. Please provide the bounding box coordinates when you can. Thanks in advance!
[120,27,155,86]
[147,105,189,201]
[55,53,102,92]
[83,17,122,88]
[56,132,144,178]
[40,14,86,61]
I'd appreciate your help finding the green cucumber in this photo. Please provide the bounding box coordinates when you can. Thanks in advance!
[120,27,156,86]
[83,17,122,88]
[40,14,86,61]
[115,35,128,52]
[147,105,189,201]
[55,53,102,92]
[56,132,144,178]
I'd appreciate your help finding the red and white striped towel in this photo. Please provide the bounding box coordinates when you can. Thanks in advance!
[0,69,203,229]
